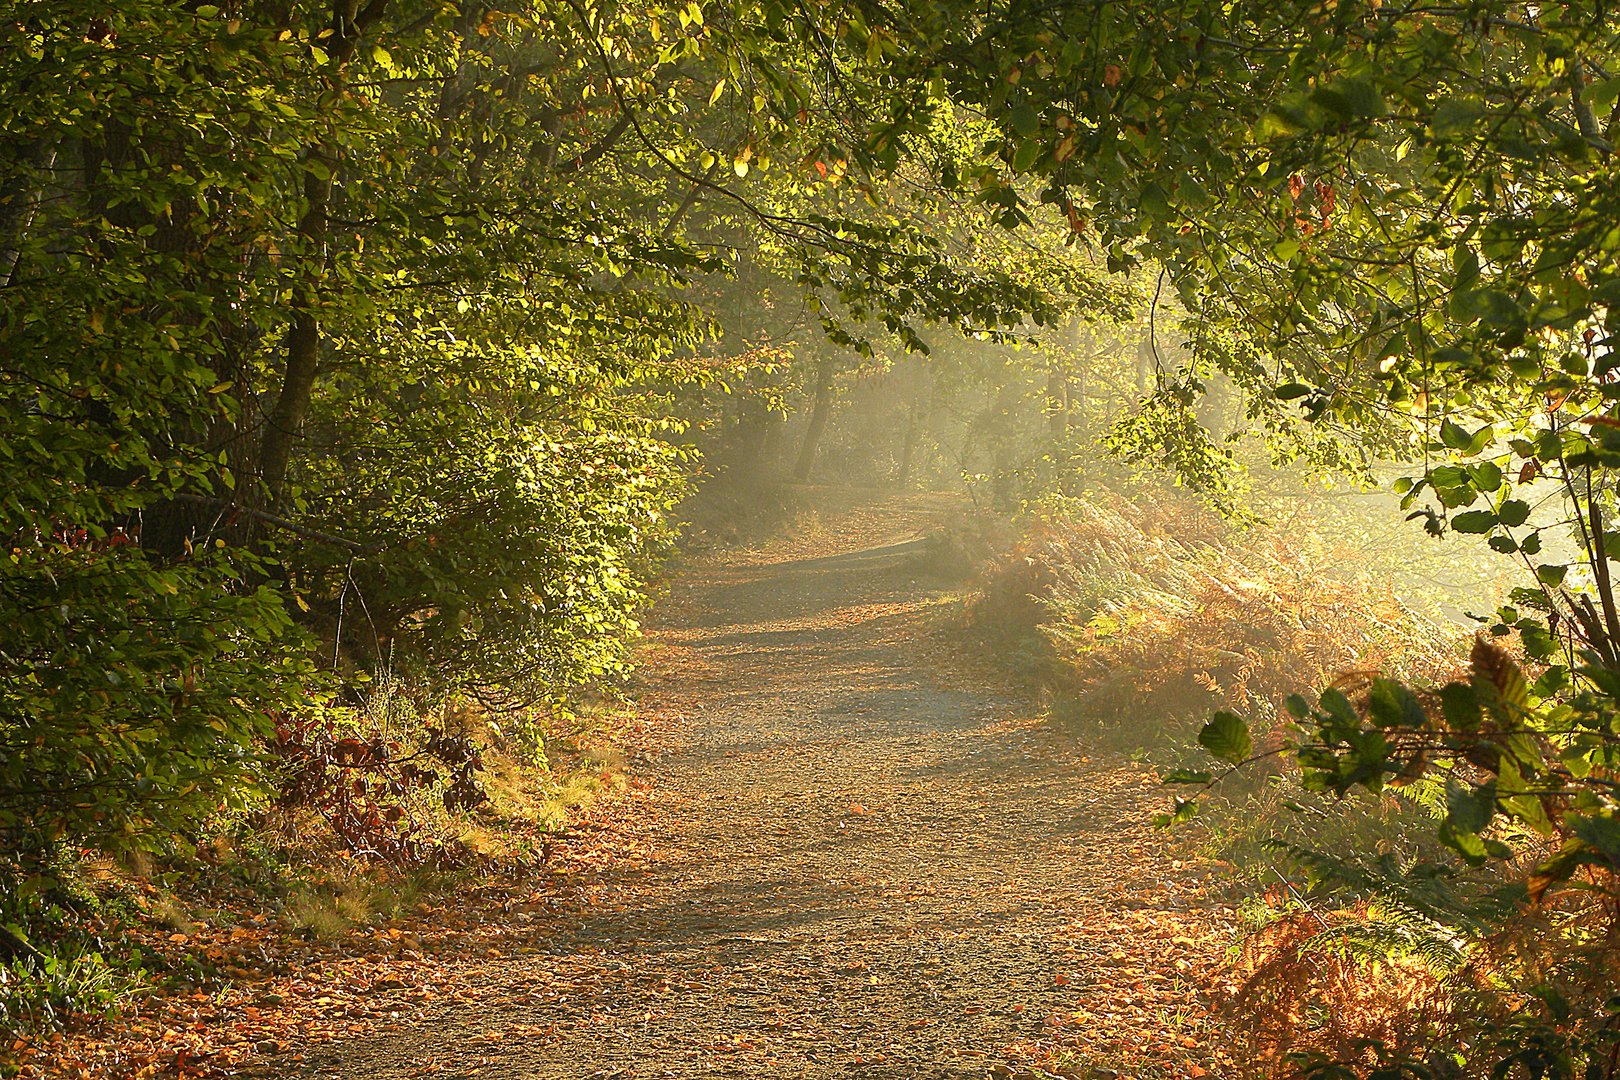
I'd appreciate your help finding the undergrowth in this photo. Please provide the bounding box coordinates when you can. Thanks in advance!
[968,487,1572,1073]
[675,468,825,553]
[0,672,626,1045]
[973,489,1464,747]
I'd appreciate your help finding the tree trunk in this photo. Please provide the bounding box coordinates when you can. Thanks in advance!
[0,137,56,286]
[258,0,387,507]
[258,159,333,505]
[1135,335,1154,394]
[792,354,837,482]
[896,382,929,488]
[1046,364,1070,441]
[1073,355,1087,439]
[761,411,785,463]
[731,396,779,476]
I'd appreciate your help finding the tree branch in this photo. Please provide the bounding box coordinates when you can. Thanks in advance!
[169,494,379,553]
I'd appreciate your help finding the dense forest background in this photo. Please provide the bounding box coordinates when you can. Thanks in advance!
[6,0,1620,1075]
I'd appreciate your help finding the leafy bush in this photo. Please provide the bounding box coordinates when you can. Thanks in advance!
[1180,633,1620,1077]
[0,946,133,1036]
[270,710,487,869]
[0,0,688,897]
[0,539,315,885]
[972,490,1544,1072]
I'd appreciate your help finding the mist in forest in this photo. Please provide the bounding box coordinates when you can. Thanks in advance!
[681,298,1510,629]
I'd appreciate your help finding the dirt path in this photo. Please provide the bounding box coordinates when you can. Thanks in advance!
[286,495,1233,1079]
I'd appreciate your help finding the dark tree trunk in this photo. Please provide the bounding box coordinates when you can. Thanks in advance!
[258,0,388,506]
[734,396,783,475]
[896,382,929,488]
[761,411,785,463]
[0,137,56,286]
[258,160,332,507]
[1135,336,1154,394]
[792,354,836,482]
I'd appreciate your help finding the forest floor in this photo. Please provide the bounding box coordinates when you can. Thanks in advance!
[15,490,1243,1079]
[271,490,1241,1079]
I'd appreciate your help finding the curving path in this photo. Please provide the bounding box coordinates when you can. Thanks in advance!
[285,495,1230,1079]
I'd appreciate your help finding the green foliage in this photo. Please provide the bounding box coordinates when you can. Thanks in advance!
[833,0,1620,1069]
[0,946,133,1036]
[1200,711,1252,764]
[3,0,1100,897]
[0,539,314,876]
[1179,635,1620,1073]
[1186,636,1620,892]
[0,0,715,876]
[976,489,1463,742]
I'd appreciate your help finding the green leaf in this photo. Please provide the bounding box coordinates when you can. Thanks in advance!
[1198,710,1253,764]
[1312,76,1384,119]
[1367,678,1426,728]
[1319,688,1359,727]
[1011,138,1042,173]
[1498,499,1531,527]
[1571,813,1620,866]
[1153,796,1200,829]
[1162,768,1213,785]
[1451,510,1497,533]
[1470,461,1502,492]
[1445,778,1496,835]
[1431,97,1487,137]
[1438,682,1482,730]
[1439,818,1489,864]
[1453,246,1481,289]
[1009,103,1040,137]
[1530,839,1594,901]
[1498,757,1553,835]
[1439,419,1472,449]
[1454,288,1522,328]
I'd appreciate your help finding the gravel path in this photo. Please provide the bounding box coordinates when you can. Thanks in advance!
[285,497,1231,1079]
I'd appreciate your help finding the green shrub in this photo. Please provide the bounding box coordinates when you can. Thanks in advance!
[0,946,136,1036]
[0,540,315,884]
